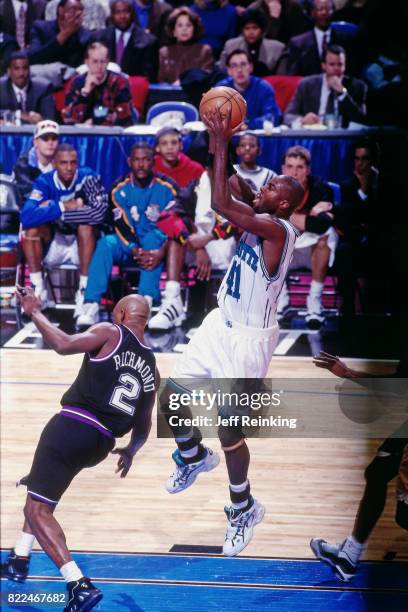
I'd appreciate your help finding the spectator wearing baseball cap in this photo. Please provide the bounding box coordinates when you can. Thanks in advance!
[13,120,60,205]
[219,9,286,75]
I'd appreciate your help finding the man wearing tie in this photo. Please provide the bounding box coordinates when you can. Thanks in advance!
[94,0,157,81]
[285,0,359,77]
[283,45,367,128]
[0,51,55,123]
[0,0,46,49]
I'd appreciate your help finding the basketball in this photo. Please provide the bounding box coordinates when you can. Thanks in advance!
[199,86,247,129]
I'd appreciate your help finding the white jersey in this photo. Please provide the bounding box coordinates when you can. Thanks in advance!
[217,218,299,328]
[233,164,277,193]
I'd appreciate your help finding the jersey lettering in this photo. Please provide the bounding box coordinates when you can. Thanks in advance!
[109,373,141,415]
[226,260,241,299]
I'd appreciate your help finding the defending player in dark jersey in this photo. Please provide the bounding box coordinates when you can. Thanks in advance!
[1,288,158,612]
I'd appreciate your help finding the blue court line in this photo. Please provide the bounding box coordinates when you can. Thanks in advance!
[1,578,405,612]
[2,551,407,591]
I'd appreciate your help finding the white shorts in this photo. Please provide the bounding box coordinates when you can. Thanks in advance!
[172,308,279,379]
[292,226,338,268]
[43,233,79,268]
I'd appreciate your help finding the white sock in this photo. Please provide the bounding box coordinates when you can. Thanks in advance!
[341,535,364,564]
[165,281,180,297]
[79,275,88,290]
[29,272,43,288]
[14,532,36,557]
[60,561,83,583]
[143,295,153,309]
[310,280,324,297]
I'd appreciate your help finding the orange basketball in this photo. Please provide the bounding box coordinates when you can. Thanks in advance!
[199,86,247,129]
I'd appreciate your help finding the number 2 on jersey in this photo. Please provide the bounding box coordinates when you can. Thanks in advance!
[226,260,241,299]
[110,373,141,415]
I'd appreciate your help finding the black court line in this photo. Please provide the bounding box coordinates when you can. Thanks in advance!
[3,548,405,564]
[4,576,408,595]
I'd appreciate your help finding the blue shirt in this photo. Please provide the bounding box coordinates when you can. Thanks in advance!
[191,4,237,57]
[134,1,152,30]
[216,76,282,128]
[21,167,108,229]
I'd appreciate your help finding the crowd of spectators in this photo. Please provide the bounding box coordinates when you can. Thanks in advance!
[1,0,402,329]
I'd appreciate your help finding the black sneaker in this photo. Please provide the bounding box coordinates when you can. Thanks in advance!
[310,538,357,581]
[63,577,103,612]
[1,549,30,582]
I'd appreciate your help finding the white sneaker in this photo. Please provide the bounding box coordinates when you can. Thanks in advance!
[148,293,185,330]
[165,447,220,494]
[76,302,99,326]
[223,498,265,557]
[306,293,325,328]
[33,285,55,310]
[73,288,85,318]
[276,284,289,321]
[310,538,357,581]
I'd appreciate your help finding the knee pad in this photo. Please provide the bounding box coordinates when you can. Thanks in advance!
[218,423,245,452]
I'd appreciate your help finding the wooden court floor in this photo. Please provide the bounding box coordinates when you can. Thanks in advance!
[1,349,406,561]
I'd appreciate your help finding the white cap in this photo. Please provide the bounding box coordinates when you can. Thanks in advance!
[34,120,60,139]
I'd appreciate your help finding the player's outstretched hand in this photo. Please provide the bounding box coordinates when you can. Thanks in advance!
[313,351,354,379]
[202,107,243,143]
[112,446,135,478]
[15,284,41,316]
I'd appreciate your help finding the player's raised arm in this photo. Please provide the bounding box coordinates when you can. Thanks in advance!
[203,109,303,241]
[15,285,116,355]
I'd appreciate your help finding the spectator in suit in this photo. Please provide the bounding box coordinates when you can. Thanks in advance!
[192,0,237,59]
[133,0,172,46]
[0,0,46,49]
[62,41,136,126]
[45,0,108,31]
[95,0,157,80]
[216,49,282,128]
[286,0,359,77]
[14,120,60,205]
[158,6,213,85]
[0,51,56,123]
[284,44,367,128]
[20,143,108,312]
[27,0,92,69]
[219,9,286,75]
[279,145,336,328]
[335,139,380,314]
[153,127,204,188]
[247,0,311,43]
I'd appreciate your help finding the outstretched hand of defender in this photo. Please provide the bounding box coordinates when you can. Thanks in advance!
[112,446,135,478]
[313,351,355,379]
[15,284,41,317]
[202,107,243,145]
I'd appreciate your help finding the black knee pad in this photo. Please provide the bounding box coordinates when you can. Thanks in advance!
[218,424,244,450]
[364,455,401,486]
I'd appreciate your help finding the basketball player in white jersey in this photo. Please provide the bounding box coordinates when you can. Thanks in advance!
[160,108,304,556]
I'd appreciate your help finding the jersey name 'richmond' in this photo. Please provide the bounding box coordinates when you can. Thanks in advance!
[113,351,155,391]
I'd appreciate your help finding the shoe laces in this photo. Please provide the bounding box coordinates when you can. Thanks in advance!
[225,506,250,542]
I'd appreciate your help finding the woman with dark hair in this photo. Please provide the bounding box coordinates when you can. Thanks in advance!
[191,0,237,59]
[158,6,214,84]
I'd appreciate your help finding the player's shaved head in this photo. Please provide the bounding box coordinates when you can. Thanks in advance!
[113,294,150,326]
[276,175,304,213]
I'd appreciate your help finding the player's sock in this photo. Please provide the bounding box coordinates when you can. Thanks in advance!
[14,532,36,557]
[175,428,205,464]
[29,271,43,288]
[79,275,88,290]
[230,480,252,510]
[310,280,324,298]
[60,561,83,583]
[341,535,364,564]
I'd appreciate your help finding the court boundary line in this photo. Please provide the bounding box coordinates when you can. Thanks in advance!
[2,548,407,564]
[1,576,407,594]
